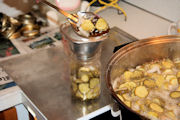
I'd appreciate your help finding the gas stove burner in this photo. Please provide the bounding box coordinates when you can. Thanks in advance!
[77,105,121,120]
[77,104,141,120]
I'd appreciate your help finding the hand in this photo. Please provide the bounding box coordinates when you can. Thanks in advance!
[36,0,41,3]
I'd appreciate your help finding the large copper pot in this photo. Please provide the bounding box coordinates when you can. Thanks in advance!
[106,35,180,119]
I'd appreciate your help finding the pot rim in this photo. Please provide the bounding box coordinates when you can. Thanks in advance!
[105,35,180,119]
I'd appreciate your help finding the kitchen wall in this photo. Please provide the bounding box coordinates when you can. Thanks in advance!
[0,0,36,16]
[124,0,180,22]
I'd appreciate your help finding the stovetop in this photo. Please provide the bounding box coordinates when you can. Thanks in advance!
[77,104,142,120]
[0,27,139,120]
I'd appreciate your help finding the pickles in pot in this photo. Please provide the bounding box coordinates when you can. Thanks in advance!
[124,101,131,107]
[119,81,136,90]
[148,111,158,118]
[162,59,174,69]
[170,91,180,98]
[149,103,164,113]
[152,98,164,106]
[167,111,176,119]
[114,59,180,120]
[117,94,124,102]
[135,86,148,98]
[143,79,156,88]
[122,93,131,101]
[131,70,144,79]
[123,71,133,80]
[177,86,180,91]
[178,103,180,106]
[177,71,180,78]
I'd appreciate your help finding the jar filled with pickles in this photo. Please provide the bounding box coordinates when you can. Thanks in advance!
[60,22,108,101]
[70,54,101,101]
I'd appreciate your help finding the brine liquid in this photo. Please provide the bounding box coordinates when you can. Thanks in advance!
[113,58,180,120]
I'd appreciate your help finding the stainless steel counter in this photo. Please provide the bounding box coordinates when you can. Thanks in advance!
[0,27,137,120]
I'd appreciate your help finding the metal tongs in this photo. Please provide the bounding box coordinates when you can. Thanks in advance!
[37,0,78,25]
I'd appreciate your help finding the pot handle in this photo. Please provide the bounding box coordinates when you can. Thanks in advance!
[168,22,177,35]
[110,100,122,120]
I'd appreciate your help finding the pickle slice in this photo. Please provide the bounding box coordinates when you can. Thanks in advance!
[117,94,124,102]
[79,67,90,72]
[95,18,108,31]
[90,78,99,88]
[175,63,180,69]
[78,67,90,78]
[140,104,145,111]
[80,74,89,82]
[75,91,85,100]
[81,20,95,32]
[131,70,143,79]
[145,99,151,105]
[162,59,174,69]
[176,71,180,78]
[79,83,90,94]
[122,93,131,101]
[170,78,178,86]
[116,89,129,95]
[165,75,177,81]
[143,79,156,88]
[86,90,94,99]
[91,70,100,78]
[148,111,158,118]
[155,75,164,88]
[162,69,173,75]
[75,79,84,83]
[177,86,180,91]
[167,111,176,119]
[170,91,180,98]
[152,98,164,106]
[124,101,131,107]
[123,71,133,80]
[149,103,164,112]
[178,103,180,106]
[119,81,136,90]
[93,86,100,95]
[135,86,148,98]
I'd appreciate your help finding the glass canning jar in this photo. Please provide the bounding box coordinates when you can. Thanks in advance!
[60,22,108,101]
[70,54,101,101]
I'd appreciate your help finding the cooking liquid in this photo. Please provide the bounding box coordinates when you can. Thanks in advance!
[113,59,180,120]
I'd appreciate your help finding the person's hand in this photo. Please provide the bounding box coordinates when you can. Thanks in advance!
[35,0,40,3]
[55,0,81,11]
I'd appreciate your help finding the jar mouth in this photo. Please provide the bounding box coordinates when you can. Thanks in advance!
[60,23,104,61]
[73,46,101,61]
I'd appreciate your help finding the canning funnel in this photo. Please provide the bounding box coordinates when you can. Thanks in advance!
[60,22,108,60]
